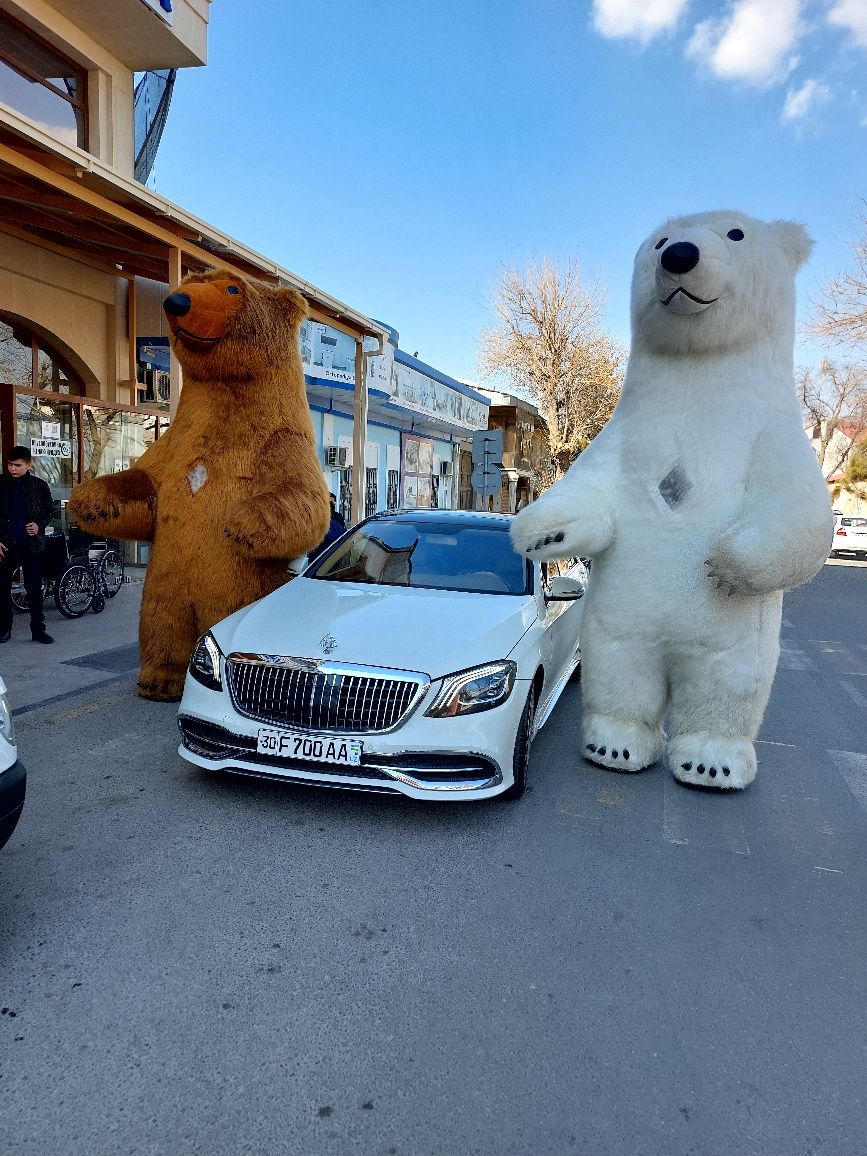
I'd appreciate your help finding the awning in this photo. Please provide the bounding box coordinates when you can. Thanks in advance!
[0,105,386,342]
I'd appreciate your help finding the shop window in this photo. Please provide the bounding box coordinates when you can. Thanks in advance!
[386,469,399,512]
[0,10,88,150]
[82,406,157,481]
[365,467,379,518]
[15,392,78,529]
[402,434,434,509]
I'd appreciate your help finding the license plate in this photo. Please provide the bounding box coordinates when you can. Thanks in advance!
[256,726,363,767]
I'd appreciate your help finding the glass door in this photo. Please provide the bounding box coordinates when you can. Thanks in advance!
[15,392,78,531]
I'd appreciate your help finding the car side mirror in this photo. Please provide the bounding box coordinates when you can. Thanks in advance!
[546,575,585,601]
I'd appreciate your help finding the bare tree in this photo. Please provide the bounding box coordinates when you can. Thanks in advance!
[798,359,867,478]
[810,204,867,349]
[479,256,624,478]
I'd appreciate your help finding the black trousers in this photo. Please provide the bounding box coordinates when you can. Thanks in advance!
[0,542,46,634]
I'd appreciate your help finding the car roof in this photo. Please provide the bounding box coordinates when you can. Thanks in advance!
[365,509,514,530]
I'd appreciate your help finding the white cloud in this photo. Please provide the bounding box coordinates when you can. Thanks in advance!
[828,0,867,48]
[782,77,832,122]
[686,0,803,87]
[592,0,690,44]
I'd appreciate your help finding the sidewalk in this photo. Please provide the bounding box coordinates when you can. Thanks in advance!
[1,575,144,714]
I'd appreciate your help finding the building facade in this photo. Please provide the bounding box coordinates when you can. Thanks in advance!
[0,0,490,549]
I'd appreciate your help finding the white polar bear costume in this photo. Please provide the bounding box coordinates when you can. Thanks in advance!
[511,210,833,790]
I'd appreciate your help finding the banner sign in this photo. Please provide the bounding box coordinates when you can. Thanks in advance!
[31,438,72,459]
[301,322,488,431]
[137,337,171,373]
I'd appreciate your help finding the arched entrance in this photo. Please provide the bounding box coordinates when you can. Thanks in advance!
[0,315,168,536]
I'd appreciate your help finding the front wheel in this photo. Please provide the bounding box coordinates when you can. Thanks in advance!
[501,688,536,801]
[10,566,48,613]
[54,564,96,618]
[99,548,125,597]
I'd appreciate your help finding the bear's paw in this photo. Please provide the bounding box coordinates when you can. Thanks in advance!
[582,714,665,773]
[668,733,757,790]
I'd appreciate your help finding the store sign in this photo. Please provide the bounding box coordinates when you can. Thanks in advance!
[388,361,487,431]
[31,438,72,459]
[137,337,171,372]
[300,321,357,385]
[301,322,488,431]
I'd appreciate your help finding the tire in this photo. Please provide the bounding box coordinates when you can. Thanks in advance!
[10,566,48,613]
[501,687,536,801]
[91,592,106,614]
[54,564,96,618]
[99,548,124,597]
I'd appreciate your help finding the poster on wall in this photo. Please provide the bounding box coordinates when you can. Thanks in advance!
[403,438,419,472]
[403,477,418,508]
[31,438,71,459]
[418,440,433,475]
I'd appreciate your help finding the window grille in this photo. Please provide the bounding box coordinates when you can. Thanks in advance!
[339,468,352,525]
[386,470,399,511]
[365,467,379,518]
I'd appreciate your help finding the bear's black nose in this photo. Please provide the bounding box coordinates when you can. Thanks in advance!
[661,241,700,275]
[163,292,192,317]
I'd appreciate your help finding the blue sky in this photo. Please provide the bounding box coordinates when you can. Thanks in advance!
[152,1,867,382]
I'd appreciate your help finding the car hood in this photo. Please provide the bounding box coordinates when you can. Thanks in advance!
[211,578,538,678]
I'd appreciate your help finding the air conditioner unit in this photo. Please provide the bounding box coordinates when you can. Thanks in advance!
[325,446,347,468]
[439,460,454,476]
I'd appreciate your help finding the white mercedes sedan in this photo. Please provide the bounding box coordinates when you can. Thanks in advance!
[177,510,586,802]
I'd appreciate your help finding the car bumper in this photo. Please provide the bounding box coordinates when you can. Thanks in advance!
[177,672,531,802]
[0,758,26,851]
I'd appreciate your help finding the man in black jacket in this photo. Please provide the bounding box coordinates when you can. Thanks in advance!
[0,447,55,643]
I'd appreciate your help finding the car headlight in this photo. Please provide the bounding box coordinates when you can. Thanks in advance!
[0,692,15,745]
[189,632,223,691]
[425,660,516,718]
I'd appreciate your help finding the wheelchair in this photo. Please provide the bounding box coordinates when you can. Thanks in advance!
[11,530,125,619]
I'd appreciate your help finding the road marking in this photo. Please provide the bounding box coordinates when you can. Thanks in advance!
[828,749,867,815]
[814,866,844,875]
[840,680,867,709]
[756,740,797,748]
[781,617,794,627]
[662,775,750,855]
[778,642,817,671]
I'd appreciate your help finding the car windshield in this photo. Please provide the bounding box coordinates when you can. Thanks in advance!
[309,518,531,595]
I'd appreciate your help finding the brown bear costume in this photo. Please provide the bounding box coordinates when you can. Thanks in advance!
[69,269,331,701]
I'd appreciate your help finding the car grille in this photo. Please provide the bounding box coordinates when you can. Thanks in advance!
[224,656,428,733]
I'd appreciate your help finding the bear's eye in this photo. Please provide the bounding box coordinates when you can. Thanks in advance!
[226,285,240,295]
[727,229,744,241]
[654,237,668,250]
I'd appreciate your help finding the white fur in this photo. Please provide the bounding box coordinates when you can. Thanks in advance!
[512,210,833,791]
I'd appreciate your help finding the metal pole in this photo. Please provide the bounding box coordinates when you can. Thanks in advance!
[351,339,368,525]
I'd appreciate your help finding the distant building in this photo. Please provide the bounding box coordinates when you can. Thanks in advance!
[465,387,553,512]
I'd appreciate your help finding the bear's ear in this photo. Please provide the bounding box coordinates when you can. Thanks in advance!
[276,286,309,326]
[770,220,814,272]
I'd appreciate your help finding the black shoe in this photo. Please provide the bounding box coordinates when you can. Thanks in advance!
[0,630,10,643]
[31,631,54,644]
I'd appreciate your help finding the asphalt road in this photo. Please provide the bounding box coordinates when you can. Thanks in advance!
[2,562,866,1156]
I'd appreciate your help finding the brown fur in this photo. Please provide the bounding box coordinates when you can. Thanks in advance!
[69,269,330,700]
